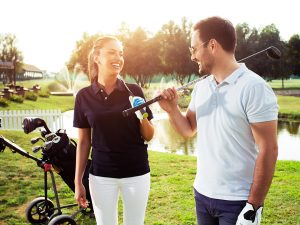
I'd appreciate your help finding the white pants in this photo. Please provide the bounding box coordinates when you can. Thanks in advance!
[89,173,150,225]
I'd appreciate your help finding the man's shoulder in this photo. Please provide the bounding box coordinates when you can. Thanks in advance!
[238,70,267,87]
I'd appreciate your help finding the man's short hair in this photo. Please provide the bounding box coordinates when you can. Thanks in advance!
[193,16,237,53]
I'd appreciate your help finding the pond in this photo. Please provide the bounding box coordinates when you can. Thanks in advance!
[63,111,300,161]
[147,114,300,161]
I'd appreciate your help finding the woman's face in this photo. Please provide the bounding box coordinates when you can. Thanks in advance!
[96,40,124,75]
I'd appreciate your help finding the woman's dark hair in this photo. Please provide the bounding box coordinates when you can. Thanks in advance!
[193,16,237,53]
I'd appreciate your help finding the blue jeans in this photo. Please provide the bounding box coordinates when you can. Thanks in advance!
[194,188,247,225]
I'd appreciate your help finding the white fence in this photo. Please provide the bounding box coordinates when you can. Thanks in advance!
[0,109,63,131]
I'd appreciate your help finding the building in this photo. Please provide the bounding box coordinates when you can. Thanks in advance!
[0,62,44,83]
[17,64,44,80]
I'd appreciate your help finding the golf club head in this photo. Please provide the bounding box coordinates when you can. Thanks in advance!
[266,46,281,60]
[22,117,46,134]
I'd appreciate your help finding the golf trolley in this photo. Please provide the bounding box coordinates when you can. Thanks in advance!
[0,117,92,225]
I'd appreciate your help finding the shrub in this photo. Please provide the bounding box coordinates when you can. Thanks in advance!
[39,92,49,98]
[25,92,38,101]
[178,93,191,109]
[9,95,24,103]
[47,81,67,92]
[0,98,9,107]
[38,90,50,98]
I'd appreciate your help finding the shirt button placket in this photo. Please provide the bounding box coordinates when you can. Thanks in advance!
[212,87,218,107]
[215,88,219,107]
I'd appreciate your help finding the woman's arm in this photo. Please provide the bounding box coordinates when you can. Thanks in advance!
[139,118,154,142]
[74,128,91,208]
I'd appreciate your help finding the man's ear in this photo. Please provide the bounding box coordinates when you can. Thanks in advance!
[210,39,219,54]
[210,39,216,50]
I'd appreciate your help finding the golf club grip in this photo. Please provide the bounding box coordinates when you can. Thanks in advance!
[122,76,207,117]
[122,95,162,117]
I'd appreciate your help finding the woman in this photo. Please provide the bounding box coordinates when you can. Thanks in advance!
[74,36,154,225]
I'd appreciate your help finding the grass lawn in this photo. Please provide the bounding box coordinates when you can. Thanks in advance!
[0,131,299,225]
[0,95,75,112]
[268,79,300,89]
[1,78,300,116]
[277,95,300,120]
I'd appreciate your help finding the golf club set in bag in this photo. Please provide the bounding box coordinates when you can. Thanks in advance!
[0,46,280,225]
[0,117,92,225]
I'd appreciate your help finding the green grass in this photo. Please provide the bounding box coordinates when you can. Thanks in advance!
[268,79,300,89]
[1,79,300,118]
[0,79,75,112]
[0,95,75,112]
[0,79,53,91]
[0,130,299,225]
[277,95,300,120]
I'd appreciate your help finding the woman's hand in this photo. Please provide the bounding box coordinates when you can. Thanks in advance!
[75,183,89,208]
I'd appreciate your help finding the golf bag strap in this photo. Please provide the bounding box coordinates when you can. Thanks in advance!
[120,79,135,97]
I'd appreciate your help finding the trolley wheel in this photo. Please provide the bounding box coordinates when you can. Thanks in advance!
[25,197,55,224]
[48,215,77,225]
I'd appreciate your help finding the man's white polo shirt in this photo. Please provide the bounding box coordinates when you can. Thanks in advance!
[189,63,278,200]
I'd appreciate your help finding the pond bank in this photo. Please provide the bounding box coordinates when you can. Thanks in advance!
[274,89,300,97]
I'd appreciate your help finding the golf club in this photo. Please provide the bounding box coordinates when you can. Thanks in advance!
[122,45,281,117]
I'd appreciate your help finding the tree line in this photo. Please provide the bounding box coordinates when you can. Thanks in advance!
[1,18,300,87]
[67,18,300,87]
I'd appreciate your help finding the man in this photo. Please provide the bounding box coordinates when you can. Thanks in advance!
[158,16,278,225]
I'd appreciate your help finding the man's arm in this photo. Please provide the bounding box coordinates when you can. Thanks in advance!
[158,87,197,138]
[248,120,278,209]
[168,108,197,138]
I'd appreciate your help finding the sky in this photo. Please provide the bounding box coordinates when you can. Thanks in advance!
[0,0,299,73]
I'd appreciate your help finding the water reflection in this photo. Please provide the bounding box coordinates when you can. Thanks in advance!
[278,120,300,136]
[148,119,300,161]
[149,119,196,155]
[63,111,300,161]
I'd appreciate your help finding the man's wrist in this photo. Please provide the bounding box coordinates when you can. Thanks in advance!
[247,201,263,210]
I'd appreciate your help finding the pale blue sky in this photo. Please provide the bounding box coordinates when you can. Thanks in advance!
[0,0,299,72]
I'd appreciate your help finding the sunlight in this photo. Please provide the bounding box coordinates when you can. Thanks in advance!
[0,0,298,72]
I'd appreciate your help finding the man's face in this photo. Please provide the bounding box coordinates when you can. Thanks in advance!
[190,30,214,76]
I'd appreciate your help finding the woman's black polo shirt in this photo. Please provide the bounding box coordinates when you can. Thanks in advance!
[73,79,153,178]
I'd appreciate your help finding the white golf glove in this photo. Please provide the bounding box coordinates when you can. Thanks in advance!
[129,96,148,120]
[236,202,263,225]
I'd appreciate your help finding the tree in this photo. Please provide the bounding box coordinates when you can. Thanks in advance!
[67,32,99,76]
[121,27,161,87]
[235,24,284,81]
[157,18,197,85]
[235,23,252,60]
[0,33,23,84]
[287,34,300,75]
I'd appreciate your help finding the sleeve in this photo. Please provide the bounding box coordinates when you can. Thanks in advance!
[243,82,278,123]
[188,86,197,112]
[73,93,90,128]
[130,84,154,121]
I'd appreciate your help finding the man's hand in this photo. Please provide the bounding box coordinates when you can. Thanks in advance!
[129,96,148,120]
[236,202,263,225]
[158,87,179,113]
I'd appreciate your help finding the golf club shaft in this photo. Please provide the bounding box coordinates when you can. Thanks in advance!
[122,46,280,117]
[122,75,209,117]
